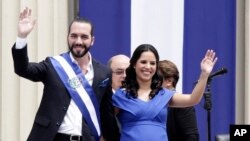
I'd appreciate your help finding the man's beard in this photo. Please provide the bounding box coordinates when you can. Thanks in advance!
[69,44,90,58]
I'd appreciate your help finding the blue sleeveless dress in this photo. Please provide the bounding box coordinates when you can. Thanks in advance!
[112,88,174,141]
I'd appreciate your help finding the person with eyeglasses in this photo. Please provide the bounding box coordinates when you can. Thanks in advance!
[159,60,199,141]
[108,54,130,91]
[100,54,130,141]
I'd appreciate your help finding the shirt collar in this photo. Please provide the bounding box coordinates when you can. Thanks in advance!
[69,52,93,72]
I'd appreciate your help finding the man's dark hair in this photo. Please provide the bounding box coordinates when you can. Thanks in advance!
[68,17,94,36]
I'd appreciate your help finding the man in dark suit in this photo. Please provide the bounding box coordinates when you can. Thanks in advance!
[100,55,130,141]
[12,7,110,141]
[159,60,199,141]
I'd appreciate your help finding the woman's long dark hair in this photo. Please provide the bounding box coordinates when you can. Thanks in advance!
[122,44,163,99]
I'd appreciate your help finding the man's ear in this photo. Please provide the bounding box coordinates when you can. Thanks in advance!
[91,36,95,46]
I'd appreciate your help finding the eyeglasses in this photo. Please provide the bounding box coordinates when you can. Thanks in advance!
[112,70,126,75]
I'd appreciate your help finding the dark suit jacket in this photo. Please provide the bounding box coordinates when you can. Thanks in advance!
[100,85,120,141]
[12,45,110,141]
[167,106,199,141]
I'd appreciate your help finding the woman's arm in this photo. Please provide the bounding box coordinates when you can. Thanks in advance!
[169,50,217,107]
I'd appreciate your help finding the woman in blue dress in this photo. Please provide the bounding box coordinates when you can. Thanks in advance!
[112,44,217,141]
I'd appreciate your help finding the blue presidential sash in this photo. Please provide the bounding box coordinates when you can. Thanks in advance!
[50,53,100,141]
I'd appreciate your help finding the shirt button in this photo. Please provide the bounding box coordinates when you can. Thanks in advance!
[63,106,67,111]
[56,122,61,126]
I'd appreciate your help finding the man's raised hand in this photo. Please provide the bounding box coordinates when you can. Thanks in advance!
[18,7,36,38]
